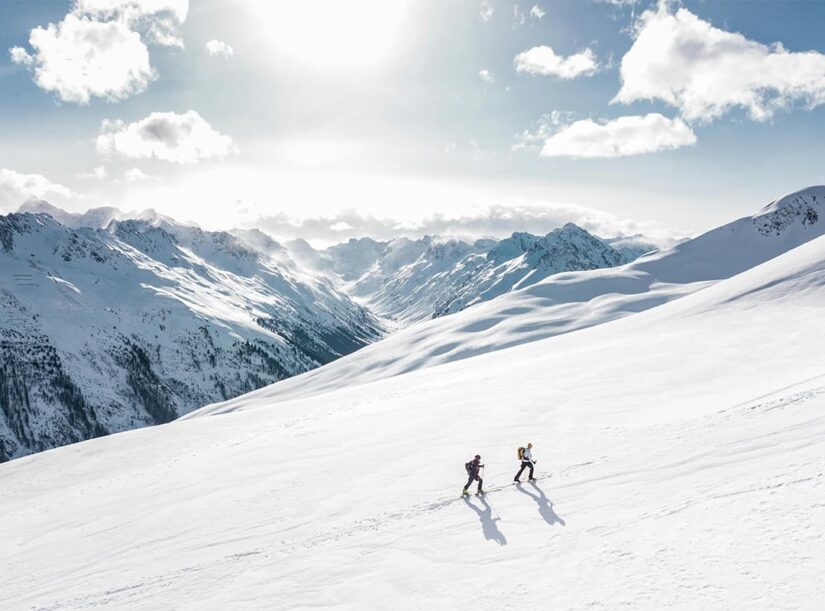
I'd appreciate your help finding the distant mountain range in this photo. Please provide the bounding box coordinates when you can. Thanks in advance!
[0,200,659,461]
[292,223,656,323]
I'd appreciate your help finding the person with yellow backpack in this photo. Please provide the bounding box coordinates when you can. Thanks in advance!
[514,442,536,483]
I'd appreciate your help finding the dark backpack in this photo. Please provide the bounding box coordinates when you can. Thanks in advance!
[465,461,474,475]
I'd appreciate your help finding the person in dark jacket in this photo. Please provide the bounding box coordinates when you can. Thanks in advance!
[463,454,484,495]
[514,442,536,483]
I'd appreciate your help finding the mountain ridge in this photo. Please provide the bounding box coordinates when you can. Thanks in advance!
[0,211,383,461]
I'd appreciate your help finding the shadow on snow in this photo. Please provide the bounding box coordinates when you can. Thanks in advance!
[463,495,507,546]
[516,481,566,526]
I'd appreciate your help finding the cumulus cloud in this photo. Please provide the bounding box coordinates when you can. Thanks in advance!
[479,69,495,84]
[530,4,546,20]
[96,110,237,164]
[538,113,696,158]
[10,0,188,104]
[514,45,599,79]
[205,39,234,58]
[248,204,676,248]
[73,0,188,46]
[479,1,494,22]
[9,46,33,66]
[0,168,72,212]
[13,15,154,104]
[614,5,825,122]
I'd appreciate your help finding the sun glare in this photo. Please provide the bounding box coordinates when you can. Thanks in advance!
[252,0,411,70]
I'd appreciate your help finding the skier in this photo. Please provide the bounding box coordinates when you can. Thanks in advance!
[463,454,485,496]
[514,442,536,483]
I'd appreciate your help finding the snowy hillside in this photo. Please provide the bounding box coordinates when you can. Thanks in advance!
[0,212,382,461]
[0,204,653,461]
[221,186,825,404]
[2,209,825,608]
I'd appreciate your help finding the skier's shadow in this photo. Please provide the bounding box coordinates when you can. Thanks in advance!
[463,496,507,546]
[516,481,566,526]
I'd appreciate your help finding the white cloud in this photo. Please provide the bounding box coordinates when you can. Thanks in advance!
[74,0,189,47]
[9,46,33,67]
[79,166,108,180]
[514,45,599,79]
[125,167,151,181]
[0,168,72,212]
[205,39,234,58]
[250,203,675,247]
[479,1,494,22]
[75,0,188,22]
[328,221,354,232]
[96,110,238,164]
[479,69,495,84]
[538,113,696,159]
[514,111,574,150]
[530,4,546,20]
[513,4,526,27]
[614,5,825,122]
[9,0,188,104]
[16,15,155,104]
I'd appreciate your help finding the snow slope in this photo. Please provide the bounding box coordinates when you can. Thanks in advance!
[1,219,825,608]
[213,186,825,405]
[0,212,382,460]
[0,205,646,461]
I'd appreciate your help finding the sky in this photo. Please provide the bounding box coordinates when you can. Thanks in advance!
[1,0,825,245]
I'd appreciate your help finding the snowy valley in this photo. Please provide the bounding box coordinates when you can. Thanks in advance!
[0,203,648,460]
[0,187,824,609]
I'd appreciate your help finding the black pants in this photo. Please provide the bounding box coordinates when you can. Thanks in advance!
[515,461,534,481]
[464,474,483,492]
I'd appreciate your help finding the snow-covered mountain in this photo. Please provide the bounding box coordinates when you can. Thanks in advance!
[2,189,825,609]
[309,224,640,323]
[201,186,825,406]
[431,223,633,317]
[0,204,653,461]
[0,212,383,461]
[3,189,819,462]
[342,236,490,323]
[18,199,179,229]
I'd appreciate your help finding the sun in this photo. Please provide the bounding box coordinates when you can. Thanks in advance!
[251,0,411,70]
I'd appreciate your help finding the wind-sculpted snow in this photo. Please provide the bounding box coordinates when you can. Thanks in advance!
[0,212,383,461]
[2,227,825,608]
[191,186,825,410]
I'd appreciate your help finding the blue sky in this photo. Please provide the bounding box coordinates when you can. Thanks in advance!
[1,0,825,244]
